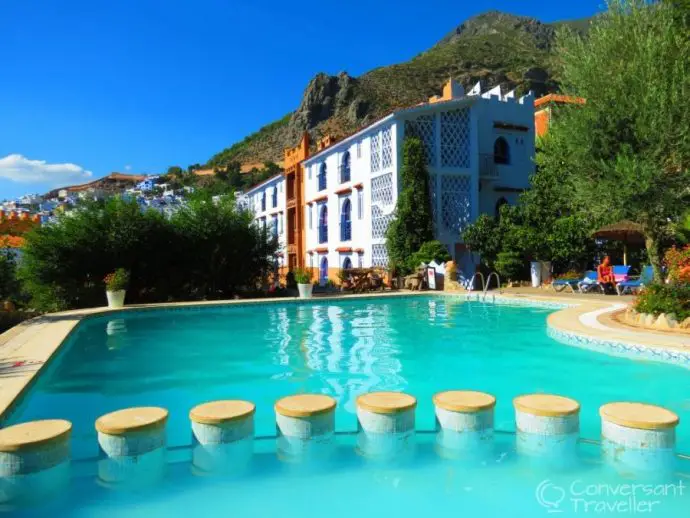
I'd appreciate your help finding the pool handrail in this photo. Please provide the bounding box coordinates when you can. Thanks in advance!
[470,272,485,292]
[483,272,501,300]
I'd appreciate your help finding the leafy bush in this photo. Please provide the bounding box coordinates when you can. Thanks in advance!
[292,268,312,284]
[408,240,452,270]
[664,245,690,284]
[635,284,690,321]
[554,270,582,281]
[0,249,22,304]
[495,251,525,282]
[462,215,503,267]
[104,268,130,291]
[20,195,276,311]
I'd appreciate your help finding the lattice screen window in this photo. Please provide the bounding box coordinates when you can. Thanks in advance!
[381,126,392,169]
[404,115,436,166]
[370,172,394,239]
[370,133,381,173]
[441,175,472,233]
[372,244,388,267]
[429,174,437,231]
[440,109,470,168]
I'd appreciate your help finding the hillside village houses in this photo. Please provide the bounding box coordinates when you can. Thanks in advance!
[244,79,536,284]
[0,172,188,232]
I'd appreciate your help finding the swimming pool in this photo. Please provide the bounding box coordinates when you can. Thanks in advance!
[5,296,690,515]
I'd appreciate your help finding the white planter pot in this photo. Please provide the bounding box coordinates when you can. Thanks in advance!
[106,290,126,309]
[297,284,313,299]
[530,262,542,288]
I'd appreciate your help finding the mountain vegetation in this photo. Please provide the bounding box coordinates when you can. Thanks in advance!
[207,11,591,168]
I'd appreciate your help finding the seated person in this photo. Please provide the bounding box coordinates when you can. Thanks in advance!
[597,256,616,293]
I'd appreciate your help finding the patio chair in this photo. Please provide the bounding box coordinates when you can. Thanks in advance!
[616,265,654,295]
[577,271,601,293]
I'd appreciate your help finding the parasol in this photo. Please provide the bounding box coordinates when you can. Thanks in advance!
[592,220,645,266]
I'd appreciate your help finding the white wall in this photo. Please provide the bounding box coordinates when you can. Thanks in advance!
[245,175,287,265]
[296,91,535,277]
[304,130,375,275]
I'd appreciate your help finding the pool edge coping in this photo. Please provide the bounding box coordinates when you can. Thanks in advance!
[1,290,688,422]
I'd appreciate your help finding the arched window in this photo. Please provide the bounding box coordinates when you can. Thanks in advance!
[342,257,353,270]
[320,256,329,286]
[318,205,328,244]
[494,137,510,165]
[340,198,352,241]
[495,197,508,218]
[340,151,351,183]
[318,163,327,191]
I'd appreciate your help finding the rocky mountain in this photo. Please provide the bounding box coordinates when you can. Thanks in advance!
[207,11,591,168]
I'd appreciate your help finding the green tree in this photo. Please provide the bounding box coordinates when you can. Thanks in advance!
[386,138,434,271]
[548,0,690,280]
[461,214,503,268]
[0,249,22,303]
[19,196,276,310]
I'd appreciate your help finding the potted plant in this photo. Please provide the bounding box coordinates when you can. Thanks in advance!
[104,268,130,308]
[293,268,313,299]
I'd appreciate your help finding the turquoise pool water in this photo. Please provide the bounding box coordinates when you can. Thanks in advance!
[8,296,690,456]
[9,434,690,517]
[5,296,690,516]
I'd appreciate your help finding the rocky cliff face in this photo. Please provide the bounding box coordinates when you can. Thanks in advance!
[207,11,590,167]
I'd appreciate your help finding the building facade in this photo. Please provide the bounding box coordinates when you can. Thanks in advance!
[245,79,536,284]
[534,94,586,137]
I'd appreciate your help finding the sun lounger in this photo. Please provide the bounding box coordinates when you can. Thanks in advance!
[616,265,653,295]
[577,271,601,293]
[551,277,580,293]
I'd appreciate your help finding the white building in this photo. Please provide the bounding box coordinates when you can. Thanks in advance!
[245,174,288,269]
[245,79,535,284]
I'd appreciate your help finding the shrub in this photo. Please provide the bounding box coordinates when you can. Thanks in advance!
[555,270,582,281]
[664,245,690,284]
[292,268,312,284]
[408,240,451,270]
[20,195,276,311]
[0,249,22,304]
[635,284,690,321]
[462,215,502,267]
[104,268,130,291]
[495,251,525,282]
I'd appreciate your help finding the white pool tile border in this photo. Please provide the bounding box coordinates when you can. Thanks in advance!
[546,327,690,367]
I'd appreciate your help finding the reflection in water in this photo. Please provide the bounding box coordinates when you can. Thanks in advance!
[105,319,128,351]
[266,301,406,414]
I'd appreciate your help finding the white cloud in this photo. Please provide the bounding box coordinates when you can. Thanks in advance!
[124,164,132,171]
[0,154,93,186]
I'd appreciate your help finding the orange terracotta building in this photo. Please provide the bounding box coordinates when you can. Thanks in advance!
[534,94,586,137]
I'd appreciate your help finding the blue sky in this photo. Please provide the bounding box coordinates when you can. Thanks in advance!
[0,0,603,199]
